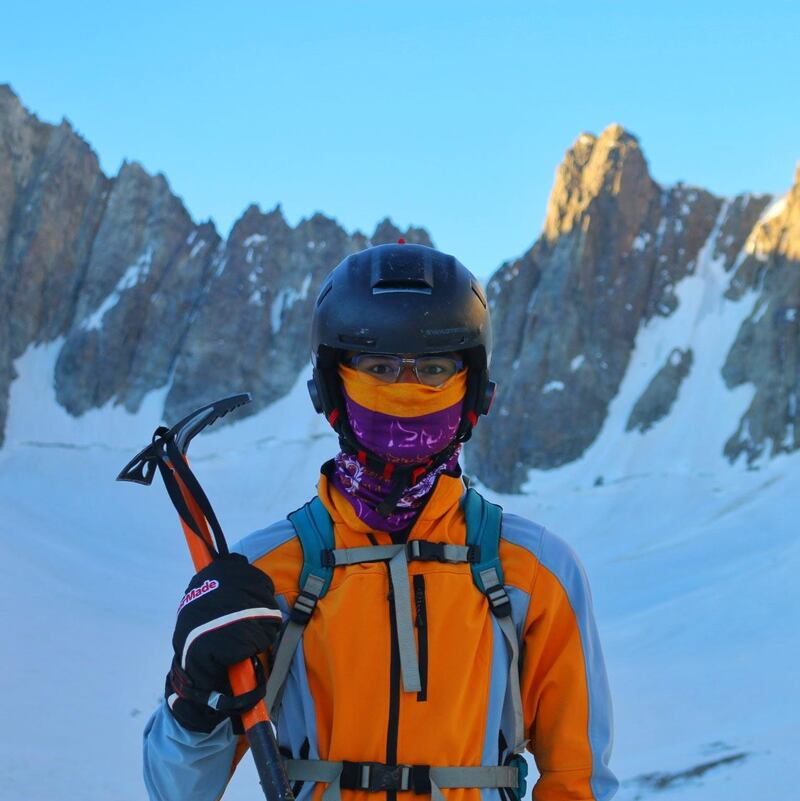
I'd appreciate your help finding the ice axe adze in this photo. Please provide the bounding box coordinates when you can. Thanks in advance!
[117,394,295,801]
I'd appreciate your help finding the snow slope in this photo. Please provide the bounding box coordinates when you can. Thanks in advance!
[1,300,797,800]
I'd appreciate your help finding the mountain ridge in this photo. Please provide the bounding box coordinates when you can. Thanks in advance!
[1,84,798,491]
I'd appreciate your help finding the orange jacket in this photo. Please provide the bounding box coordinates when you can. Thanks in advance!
[143,468,617,801]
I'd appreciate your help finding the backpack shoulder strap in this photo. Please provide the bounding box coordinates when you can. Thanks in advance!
[463,488,526,753]
[463,488,510,617]
[290,495,336,603]
[266,497,335,716]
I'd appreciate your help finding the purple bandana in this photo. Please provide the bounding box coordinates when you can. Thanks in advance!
[332,391,464,531]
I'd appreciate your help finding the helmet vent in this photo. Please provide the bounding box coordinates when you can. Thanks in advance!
[470,280,488,309]
[370,255,434,295]
[372,279,432,295]
[423,327,470,347]
[338,334,377,346]
[316,279,334,307]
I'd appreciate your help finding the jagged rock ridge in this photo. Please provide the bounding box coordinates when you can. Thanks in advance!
[2,85,798,492]
[467,124,796,490]
[721,168,800,463]
[0,84,431,443]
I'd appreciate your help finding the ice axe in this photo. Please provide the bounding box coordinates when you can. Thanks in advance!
[117,394,295,801]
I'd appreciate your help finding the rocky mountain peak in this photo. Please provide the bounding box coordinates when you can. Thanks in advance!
[0,83,27,119]
[784,166,800,260]
[543,123,655,242]
[370,217,433,247]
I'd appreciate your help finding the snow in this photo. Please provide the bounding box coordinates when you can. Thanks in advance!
[740,197,786,264]
[656,217,668,243]
[81,246,154,331]
[189,238,206,259]
[542,380,565,393]
[1,226,798,799]
[243,233,268,248]
[213,255,228,278]
[758,194,786,225]
[0,356,335,801]
[3,341,171,451]
[632,232,650,252]
[570,354,585,372]
[270,273,313,333]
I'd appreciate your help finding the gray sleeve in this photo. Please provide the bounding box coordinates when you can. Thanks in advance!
[143,699,238,801]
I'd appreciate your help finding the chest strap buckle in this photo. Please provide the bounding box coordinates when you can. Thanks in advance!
[340,762,431,794]
[406,540,480,564]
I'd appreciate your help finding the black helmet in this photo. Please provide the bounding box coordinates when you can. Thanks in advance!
[308,243,496,447]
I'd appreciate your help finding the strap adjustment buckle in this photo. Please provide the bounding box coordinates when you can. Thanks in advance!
[340,762,431,794]
[479,566,512,618]
[406,541,481,563]
[290,588,319,624]
[486,584,512,618]
[407,540,443,562]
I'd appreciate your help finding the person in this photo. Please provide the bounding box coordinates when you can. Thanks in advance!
[143,243,618,801]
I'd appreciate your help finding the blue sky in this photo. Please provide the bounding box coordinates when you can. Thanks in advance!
[2,1,798,279]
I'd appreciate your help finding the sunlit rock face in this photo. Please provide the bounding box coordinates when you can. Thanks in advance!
[467,125,778,491]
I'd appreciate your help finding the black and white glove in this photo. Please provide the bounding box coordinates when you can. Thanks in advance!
[165,553,283,733]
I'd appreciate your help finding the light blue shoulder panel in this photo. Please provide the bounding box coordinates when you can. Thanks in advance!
[232,518,297,564]
[499,513,546,569]
[502,514,618,801]
[143,700,237,801]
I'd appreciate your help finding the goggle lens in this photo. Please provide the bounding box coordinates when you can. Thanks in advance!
[349,354,463,386]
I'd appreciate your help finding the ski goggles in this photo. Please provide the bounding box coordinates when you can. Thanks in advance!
[343,353,465,387]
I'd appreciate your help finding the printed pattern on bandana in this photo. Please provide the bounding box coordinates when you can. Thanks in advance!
[332,448,461,532]
[343,392,463,463]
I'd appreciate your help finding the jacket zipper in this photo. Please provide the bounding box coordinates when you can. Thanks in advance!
[413,574,429,702]
[386,564,401,801]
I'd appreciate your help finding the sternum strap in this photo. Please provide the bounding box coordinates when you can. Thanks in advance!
[285,759,520,801]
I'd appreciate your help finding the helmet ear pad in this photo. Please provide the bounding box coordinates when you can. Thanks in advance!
[306,378,324,414]
[454,348,495,442]
[309,346,352,433]
[482,380,497,415]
